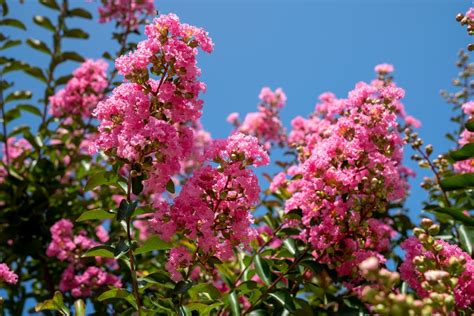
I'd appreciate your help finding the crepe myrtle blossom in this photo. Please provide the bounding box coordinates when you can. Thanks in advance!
[98,0,155,29]
[92,14,213,194]
[150,133,269,280]
[0,263,18,284]
[283,65,414,283]
[454,102,474,173]
[229,87,287,149]
[50,59,108,119]
[0,137,32,183]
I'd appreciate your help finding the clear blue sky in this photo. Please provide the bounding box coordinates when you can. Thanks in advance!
[4,0,471,220]
[2,0,472,312]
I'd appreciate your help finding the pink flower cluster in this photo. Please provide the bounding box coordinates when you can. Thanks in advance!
[0,137,32,183]
[281,65,414,281]
[0,263,18,284]
[454,101,474,173]
[228,87,287,150]
[150,133,269,281]
[92,14,213,194]
[47,219,120,297]
[98,0,155,29]
[50,59,108,119]
[400,237,474,309]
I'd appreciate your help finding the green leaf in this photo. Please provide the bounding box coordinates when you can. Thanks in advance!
[26,38,51,55]
[76,209,115,222]
[228,291,241,316]
[60,51,85,63]
[237,281,259,295]
[98,288,137,310]
[3,108,20,123]
[188,283,221,302]
[166,178,175,194]
[17,104,41,117]
[134,235,171,255]
[33,15,55,31]
[73,299,85,316]
[450,143,474,161]
[24,66,47,83]
[459,225,474,256]
[283,238,298,256]
[268,289,296,313]
[64,28,89,39]
[82,245,115,258]
[39,0,60,10]
[114,239,130,259]
[466,119,474,132]
[35,291,70,316]
[84,171,119,191]
[440,173,474,191]
[117,199,138,222]
[249,310,270,316]
[173,280,193,295]
[0,39,21,51]
[428,207,474,226]
[0,18,26,30]
[5,90,32,103]
[185,303,222,316]
[255,254,272,285]
[68,8,92,19]
[55,74,73,86]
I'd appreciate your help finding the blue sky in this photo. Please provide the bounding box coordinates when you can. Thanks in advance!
[2,0,473,312]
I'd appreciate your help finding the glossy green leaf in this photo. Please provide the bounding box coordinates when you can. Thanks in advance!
[98,288,137,310]
[249,310,270,316]
[0,39,21,51]
[55,74,73,86]
[39,0,60,10]
[64,28,89,39]
[440,173,474,191]
[428,207,474,226]
[82,245,115,258]
[114,239,130,259]
[26,38,51,55]
[60,51,85,63]
[5,90,32,103]
[466,119,474,132]
[117,199,138,222]
[268,289,296,313]
[188,283,221,302]
[283,238,298,256]
[450,143,474,161]
[173,280,193,295]
[17,104,41,117]
[0,18,26,30]
[185,303,222,316]
[134,235,171,255]
[228,291,241,316]
[24,66,47,83]
[459,225,474,256]
[73,299,85,316]
[166,178,175,194]
[68,8,92,19]
[76,209,115,222]
[255,254,272,285]
[33,15,55,31]
[4,108,20,123]
[35,291,70,315]
[84,171,119,192]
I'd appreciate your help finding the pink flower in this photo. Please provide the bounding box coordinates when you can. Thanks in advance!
[466,7,474,20]
[405,115,421,128]
[98,0,155,29]
[50,59,108,119]
[0,263,18,284]
[374,63,394,74]
[166,246,192,281]
[226,112,240,124]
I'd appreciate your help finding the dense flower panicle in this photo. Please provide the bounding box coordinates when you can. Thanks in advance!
[400,236,474,309]
[93,14,213,194]
[0,137,32,182]
[46,220,119,297]
[50,59,108,119]
[454,102,474,172]
[98,0,155,29]
[180,121,212,175]
[166,246,193,281]
[229,87,287,149]
[150,133,269,279]
[283,66,414,282]
[0,263,18,284]
[60,265,122,298]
